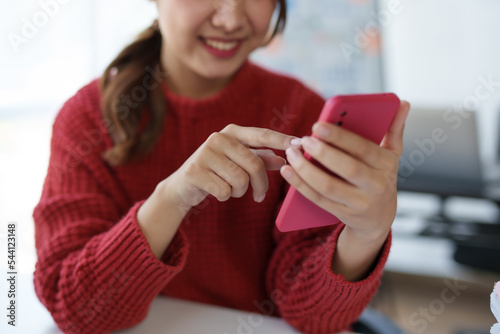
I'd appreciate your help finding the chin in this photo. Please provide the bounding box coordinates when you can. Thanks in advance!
[196,59,245,80]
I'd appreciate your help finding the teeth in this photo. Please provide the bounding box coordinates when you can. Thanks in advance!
[204,39,238,51]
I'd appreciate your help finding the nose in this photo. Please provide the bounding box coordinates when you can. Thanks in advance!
[212,0,246,33]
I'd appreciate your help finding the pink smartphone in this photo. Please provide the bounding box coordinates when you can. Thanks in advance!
[275,93,401,232]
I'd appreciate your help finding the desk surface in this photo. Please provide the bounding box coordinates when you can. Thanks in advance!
[2,275,358,334]
[117,297,300,334]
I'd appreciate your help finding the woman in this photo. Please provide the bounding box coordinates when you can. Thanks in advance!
[33,0,410,333]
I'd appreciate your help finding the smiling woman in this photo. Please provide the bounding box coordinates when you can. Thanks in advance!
[32,1,406,334]
[99,0,287,166]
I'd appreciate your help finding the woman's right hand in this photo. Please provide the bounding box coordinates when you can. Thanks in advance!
[137,124,299,259]
[163,124,300,211]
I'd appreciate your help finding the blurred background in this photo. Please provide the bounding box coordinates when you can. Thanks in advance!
[1,0,500,333]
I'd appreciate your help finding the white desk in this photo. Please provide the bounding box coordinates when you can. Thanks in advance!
[117,297,300,334]
[1,275,358,334]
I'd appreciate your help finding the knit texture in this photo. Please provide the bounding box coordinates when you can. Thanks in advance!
[33,60,391,334]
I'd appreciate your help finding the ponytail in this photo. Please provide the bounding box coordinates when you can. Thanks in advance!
[99,0,287,166]
[99,21,166,166]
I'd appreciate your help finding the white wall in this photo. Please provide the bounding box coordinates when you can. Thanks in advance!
[0,0,157,114]
[380,0,500,162]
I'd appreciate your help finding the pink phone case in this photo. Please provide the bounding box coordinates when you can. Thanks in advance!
[275,93,401,232]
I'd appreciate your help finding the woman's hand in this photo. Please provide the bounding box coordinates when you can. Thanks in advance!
[281,101,411,242]
[163,124,299,211]
[139,124,299,259]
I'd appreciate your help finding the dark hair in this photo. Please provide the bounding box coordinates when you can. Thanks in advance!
[99,1,287,166]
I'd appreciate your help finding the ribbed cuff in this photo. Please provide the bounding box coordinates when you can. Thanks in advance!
[309,226,391,332]
[280,224,391,333]
[326,224,391,282]
[92,201,189,322]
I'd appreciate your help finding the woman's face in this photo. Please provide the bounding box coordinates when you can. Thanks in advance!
[155,0,276,82]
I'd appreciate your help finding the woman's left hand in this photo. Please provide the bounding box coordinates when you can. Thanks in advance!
[281,101,410,242]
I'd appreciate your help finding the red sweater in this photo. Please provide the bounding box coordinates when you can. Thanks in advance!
[33,60,390,334]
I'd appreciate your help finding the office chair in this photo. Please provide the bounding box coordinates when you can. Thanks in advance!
[351,308,406,334]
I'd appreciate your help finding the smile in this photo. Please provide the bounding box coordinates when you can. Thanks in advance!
[203,38,239,51]
[199,37,243,58]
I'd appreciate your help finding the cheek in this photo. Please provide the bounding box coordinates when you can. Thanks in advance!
[157,0,211,45]
[248,1,278,38]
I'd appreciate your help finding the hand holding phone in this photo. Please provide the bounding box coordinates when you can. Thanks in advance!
[276,93,401,232]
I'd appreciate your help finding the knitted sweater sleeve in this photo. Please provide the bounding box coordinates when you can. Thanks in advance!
[267,224,391,333]
[32,84,189,334]
[265,83,391,333]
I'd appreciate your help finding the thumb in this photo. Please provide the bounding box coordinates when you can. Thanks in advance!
[380,100,410,156]
[251,149,287,171]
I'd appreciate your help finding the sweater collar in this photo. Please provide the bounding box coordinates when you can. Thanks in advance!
[161,60,253,119]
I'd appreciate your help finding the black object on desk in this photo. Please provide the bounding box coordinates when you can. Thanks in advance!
[420,218,500,273]
[452,223,500,273]
[352,309,406,334]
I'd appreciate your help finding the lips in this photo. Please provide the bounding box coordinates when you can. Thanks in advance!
[199,37,243,58]
[203,38,239,51]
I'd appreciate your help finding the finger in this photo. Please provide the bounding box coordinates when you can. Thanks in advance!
[207,133,271,201]
[204,151,250,199]
[220,124,300,151]
[380,100,411,156]
[206,132,268,197]
[196,170,232,202]
[311,121,391,170]
[280,164,352,222]
[294,138,378,190]
[250,149,287,171]
[225,145,269,202]
[285,146,371,209]
[206,133,282,201]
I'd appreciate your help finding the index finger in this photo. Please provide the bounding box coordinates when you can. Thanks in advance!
[220,124,300,151]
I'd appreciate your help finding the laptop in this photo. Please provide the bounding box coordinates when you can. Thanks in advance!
[397,107,500,200]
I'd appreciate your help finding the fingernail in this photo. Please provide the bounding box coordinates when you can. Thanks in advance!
[290,138,302,147]
[281,166,293,179]
[286,148,299,163]
[302,136,318,152]
[257,194,266,203]
[313,123,330,138]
